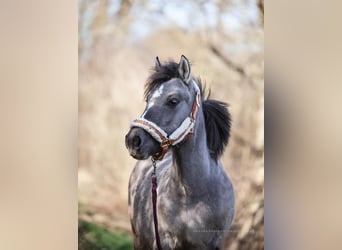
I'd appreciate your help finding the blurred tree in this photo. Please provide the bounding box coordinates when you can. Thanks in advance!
[92,0,109,29]
[258,0,264,24]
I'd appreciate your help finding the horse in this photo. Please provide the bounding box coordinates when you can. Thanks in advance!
[125,55,235,250]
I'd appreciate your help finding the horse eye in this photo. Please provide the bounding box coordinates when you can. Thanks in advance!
[167,98,179,106]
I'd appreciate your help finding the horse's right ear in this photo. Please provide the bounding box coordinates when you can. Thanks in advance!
[155,56,161,69]
[178,55,191,84]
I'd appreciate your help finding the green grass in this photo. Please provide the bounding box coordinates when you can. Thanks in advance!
[78,220,133,250]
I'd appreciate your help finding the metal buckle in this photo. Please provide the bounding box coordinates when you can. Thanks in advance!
[160,139,171,148]
[151,157,157,177]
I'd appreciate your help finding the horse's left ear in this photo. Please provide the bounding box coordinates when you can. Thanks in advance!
[178,55,191,83]
[155,56,161,69]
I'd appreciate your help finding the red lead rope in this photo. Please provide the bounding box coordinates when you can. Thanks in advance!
[151,158,162,250]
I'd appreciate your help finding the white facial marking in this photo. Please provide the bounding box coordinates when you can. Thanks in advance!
[147,85,164,109]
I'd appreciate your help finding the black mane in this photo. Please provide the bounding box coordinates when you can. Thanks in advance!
[145,60,231,160]
[203,98,231,160]
[145,61,180,100]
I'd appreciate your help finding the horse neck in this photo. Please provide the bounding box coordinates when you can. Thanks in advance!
[171,105,212,194]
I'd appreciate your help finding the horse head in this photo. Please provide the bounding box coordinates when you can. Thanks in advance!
[125,55,199,160]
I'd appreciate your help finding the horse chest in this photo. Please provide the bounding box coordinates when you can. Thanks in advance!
[158,193,215,240]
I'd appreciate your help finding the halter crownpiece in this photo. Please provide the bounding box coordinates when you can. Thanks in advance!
[130,82,201,160]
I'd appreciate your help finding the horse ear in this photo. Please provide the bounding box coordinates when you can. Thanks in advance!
[155,56,161,69]
[178,55,191,83]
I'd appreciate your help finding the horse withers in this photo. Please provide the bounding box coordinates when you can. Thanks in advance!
[125,55,234,250]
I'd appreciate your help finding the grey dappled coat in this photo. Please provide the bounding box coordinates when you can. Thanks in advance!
[126,56,235,250]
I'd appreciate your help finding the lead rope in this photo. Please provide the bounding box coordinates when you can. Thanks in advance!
[151,157,162,250]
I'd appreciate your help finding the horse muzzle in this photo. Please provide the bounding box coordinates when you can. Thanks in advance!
[125,127,160,160]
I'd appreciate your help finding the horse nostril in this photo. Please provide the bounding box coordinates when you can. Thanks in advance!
[132,135,141,148]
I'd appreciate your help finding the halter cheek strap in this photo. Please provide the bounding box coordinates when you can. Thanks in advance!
[130,85,201,161]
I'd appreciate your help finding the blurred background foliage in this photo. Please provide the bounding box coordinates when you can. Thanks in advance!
[78,0,263,249]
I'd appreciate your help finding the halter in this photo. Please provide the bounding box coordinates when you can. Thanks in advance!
[130,82,201,160]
